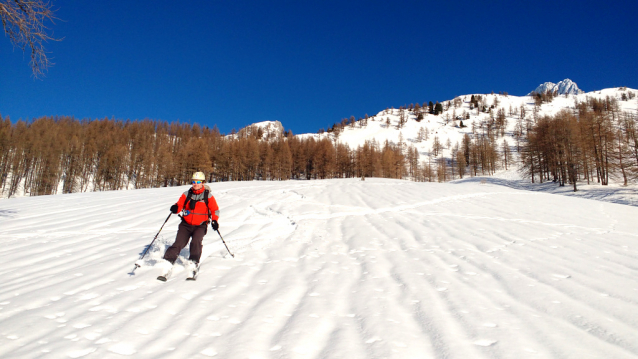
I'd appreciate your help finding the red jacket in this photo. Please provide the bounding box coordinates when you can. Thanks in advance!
[175,186,219,226]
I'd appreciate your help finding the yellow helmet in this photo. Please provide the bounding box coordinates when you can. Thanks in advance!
[192,172,206,181]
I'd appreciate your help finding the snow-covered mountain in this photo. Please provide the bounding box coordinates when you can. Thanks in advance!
[2,83,636,201]
[235,120,285,141]
[293,85,635,172]
[528,78,584,95]
[1,178,638,358]
[225,84,638,198]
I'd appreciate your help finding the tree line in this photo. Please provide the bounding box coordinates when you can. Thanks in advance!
[0,97,536,198]
[0,116,440,197]
[4,92,633,198]
[520,96,638,190]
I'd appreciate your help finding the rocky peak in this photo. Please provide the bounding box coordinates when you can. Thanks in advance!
[529,79,584,95]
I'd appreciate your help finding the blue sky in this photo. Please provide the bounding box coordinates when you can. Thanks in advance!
[1,0,637,135]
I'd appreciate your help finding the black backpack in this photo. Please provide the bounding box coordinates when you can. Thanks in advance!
[184,188,211,219]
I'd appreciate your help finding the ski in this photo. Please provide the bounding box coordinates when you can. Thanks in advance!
[156,259,200,282]
[186,262,200,281]
[157,262,175,282]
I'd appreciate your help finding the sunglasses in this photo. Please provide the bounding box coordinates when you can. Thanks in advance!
[192,180,203,184]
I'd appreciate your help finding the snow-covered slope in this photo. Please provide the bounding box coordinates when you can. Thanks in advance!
[1,179,638,358]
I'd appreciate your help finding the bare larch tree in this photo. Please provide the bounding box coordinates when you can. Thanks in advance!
[1,0,59,77]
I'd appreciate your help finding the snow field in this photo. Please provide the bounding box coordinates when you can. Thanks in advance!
[0,178,638,358]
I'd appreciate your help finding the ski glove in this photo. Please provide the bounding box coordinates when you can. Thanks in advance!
[170,204,179,214]
[211,220,219,231]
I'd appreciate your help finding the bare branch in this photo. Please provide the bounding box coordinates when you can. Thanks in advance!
[1,0,60,78]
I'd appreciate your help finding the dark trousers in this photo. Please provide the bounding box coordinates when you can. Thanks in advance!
[163,221,207,264]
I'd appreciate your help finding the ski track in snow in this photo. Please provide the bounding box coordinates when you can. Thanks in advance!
[0,178,638,358]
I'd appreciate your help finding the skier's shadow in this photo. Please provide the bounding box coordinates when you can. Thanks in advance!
[138,245,153,257]
[0,209,17,218]
[128,239,167,276]
[129,238,193,276]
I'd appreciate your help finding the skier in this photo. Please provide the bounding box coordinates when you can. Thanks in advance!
[159,172,219,277]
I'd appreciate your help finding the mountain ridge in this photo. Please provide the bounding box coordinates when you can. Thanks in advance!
[528,78,584,95]
[288,85,635,152]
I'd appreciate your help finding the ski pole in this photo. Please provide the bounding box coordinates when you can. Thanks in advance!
[216,229,234,258]
[135,212,172,268]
